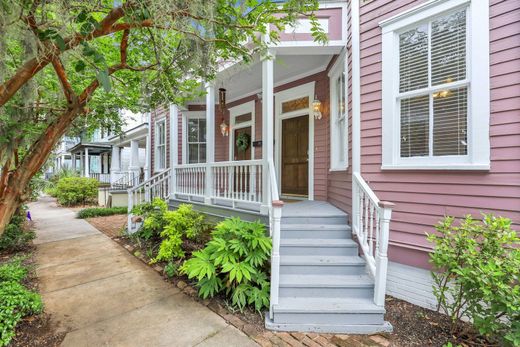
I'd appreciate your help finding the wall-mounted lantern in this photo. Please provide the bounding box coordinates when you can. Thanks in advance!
[312,95,322,120]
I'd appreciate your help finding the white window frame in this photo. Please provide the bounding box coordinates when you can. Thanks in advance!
[380,0,490,170]
[181,112,206,164]
[329,50,349,171]
[154,119,167,171]
[229,101,255,161]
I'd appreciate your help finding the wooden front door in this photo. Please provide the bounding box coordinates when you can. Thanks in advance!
[281,115,309,197]
[233,127,252,161]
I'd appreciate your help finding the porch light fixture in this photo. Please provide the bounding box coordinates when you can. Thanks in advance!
[312,95,322,120]
[219,88,227,112]
[220,117,229,137]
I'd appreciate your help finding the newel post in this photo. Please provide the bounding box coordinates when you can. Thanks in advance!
[269,199,284,319]
[374,201,394,306]
[205,84,215,204]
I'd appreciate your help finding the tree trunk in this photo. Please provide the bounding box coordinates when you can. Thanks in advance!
[0,107,80,236]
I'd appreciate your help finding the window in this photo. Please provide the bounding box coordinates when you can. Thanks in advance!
[380,0,490,170]
[329,52,348,170]
[186,116,206,164]
[155,119,166,170]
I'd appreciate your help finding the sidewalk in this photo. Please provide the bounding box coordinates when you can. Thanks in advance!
[30,196,257,347]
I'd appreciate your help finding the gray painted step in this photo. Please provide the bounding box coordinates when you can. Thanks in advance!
[280,238,358,256]
[282,215,348,225]
[281,224,352,239]
[279,274,374,299]
[272,298,385,325]
[280,255,366,275]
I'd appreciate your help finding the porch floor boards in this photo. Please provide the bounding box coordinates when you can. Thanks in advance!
[281,200,347,218]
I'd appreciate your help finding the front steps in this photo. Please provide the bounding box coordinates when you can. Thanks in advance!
[265,201,392,334]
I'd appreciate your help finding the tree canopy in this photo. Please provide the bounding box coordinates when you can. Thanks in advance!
[0,0,326,234]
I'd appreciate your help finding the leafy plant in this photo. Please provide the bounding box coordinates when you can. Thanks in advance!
[0,258,43,346]
[164,261,178,278]
[153,204,207,262]
[55,177,98,206]
[0,210,35,253]
[77,206,127,219]
[181,218,271,313]
[131,198,169,240]
[428,214,520,346]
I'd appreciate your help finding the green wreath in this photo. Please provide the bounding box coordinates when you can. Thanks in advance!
[236,133,251,152]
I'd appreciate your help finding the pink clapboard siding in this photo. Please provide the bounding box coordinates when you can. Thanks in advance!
[359,0,520,269]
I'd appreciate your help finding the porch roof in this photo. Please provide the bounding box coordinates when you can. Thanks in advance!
[69,142,111,155]
[108,122,148,148]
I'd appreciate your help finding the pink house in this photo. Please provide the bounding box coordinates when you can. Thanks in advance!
[128,0,520,334]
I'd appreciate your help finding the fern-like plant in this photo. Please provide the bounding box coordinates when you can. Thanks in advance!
[180,218,271,313]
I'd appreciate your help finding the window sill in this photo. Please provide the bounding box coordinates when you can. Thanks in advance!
[329,166,348,172]
[381,163,490,171]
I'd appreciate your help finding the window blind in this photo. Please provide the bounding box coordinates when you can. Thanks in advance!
[398,9,468,158]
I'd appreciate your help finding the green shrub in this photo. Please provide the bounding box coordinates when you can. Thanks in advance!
[428,214,520,346]
[131,198,169,241]
[77,206,127,219]
[0,258,43,346]
[0,211,35,253]
[55,177,98,206]
[153,204,207,262]
[180,218,271,313]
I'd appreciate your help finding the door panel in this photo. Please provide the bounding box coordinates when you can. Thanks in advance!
[233,127,252,161]
[281,115,309,197]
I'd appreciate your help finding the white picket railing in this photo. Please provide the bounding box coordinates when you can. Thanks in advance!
[127,168,171,233]
[173,160,264,208]
[352,172,394,306]
[267,158,283,320]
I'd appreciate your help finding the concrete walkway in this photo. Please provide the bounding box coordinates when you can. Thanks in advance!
[30,197,257,347]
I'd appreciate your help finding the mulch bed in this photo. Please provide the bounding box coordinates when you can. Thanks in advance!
[1,243,65,347]
[87,214,491,347]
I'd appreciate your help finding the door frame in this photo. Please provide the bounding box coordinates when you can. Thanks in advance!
[228,101,255,161]
[275,81,315,200]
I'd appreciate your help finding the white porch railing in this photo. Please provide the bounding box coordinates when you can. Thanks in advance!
[173,160,264,208]
[91,173,111,184]
[127,168,171,233]
[267,158,283,320]
[352,172,394,306]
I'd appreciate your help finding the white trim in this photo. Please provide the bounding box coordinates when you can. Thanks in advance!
[154,119,167,171]
[181,111,205,165]
[329,50,349,171]
[229,101,256,161]
[381,0,490,171]
[351,0,361,174]
[274,81,315,200]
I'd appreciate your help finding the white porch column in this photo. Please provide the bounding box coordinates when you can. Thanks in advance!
[204,84,215,203]
[110,146,121,184]
[129,140,140,172]
[169,105,179,196]
[144,135,150,180]
[84,148,90,177]
[102,153,109,174]
[71,154,76,171]
[262,49,275,209]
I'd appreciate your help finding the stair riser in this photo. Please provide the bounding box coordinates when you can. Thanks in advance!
[280,264,366,276]
[279,287,374,299]
[282,216,348,225]
[280,246,358,256]
[273,312,384,325]
[281,229,352,239]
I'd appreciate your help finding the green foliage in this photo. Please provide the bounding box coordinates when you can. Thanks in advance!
[154,204,207,262]
[55,177,98,206]
[131,198,169,240]
[181,218,271,313]
[77,206,127,219]
[0,211,35,253]
[0,258,43,346]
[428,214,520,346]
[164,261,178,279]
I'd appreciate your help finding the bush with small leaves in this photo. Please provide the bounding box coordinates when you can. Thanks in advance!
[0,210,35,253]
[55,177,98,206]
[428,214,519,346]
[180,218,271,313]
[0,257,43,346]
[131,198,169,241]
[77,206,127,219]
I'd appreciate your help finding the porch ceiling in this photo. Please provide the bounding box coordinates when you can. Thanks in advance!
[188,54,333,105]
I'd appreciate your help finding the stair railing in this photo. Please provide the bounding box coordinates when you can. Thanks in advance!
[267,158,283,320]
[127,168,171,233]
[352,172,394,306]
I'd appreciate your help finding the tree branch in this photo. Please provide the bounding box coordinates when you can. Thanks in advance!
[120,29,130,65]
[51,58,75,105]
